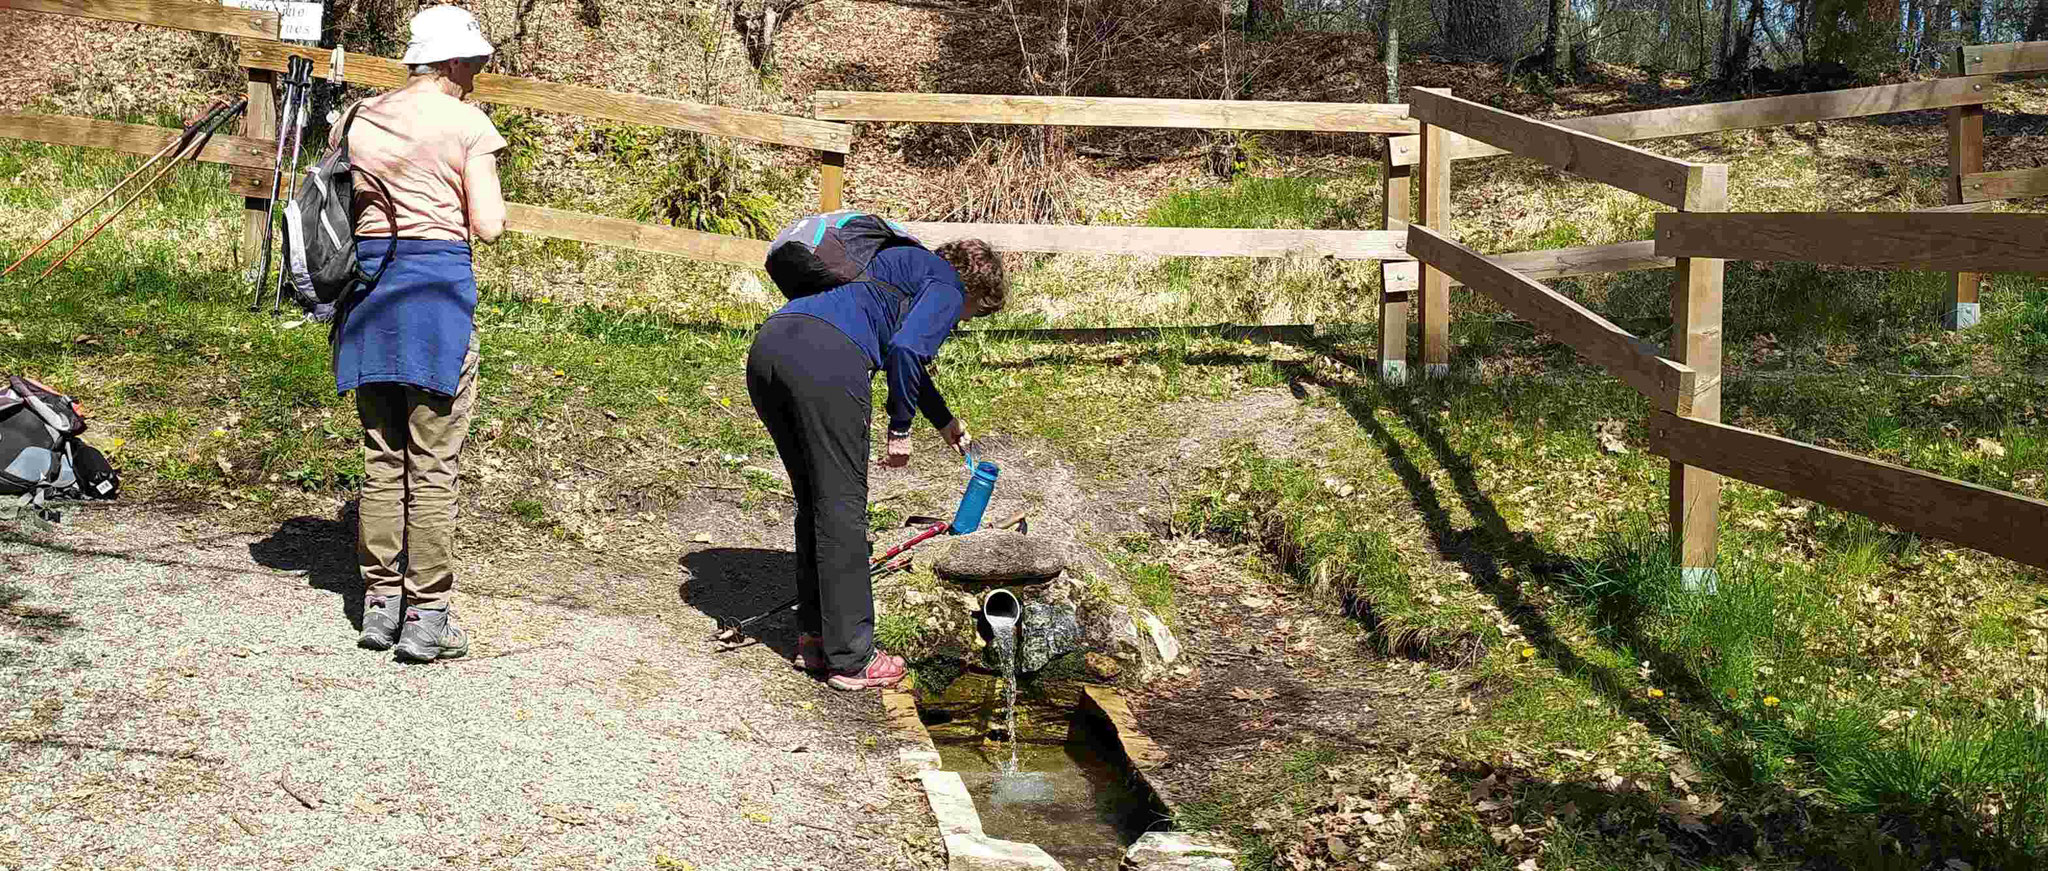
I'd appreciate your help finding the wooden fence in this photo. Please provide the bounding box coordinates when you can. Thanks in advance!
[3,0,2046,576]
[1403,90,2048,578]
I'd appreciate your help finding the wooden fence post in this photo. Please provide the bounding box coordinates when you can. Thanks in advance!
[240,68,276,283]
[1379,148,1415,383]
[1944,86,1985,330]
[1670,166,1728,592]
[1417,119,1451,378]
[819,150,844,211]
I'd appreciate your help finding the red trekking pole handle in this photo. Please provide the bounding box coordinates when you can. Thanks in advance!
[872,520,947,568]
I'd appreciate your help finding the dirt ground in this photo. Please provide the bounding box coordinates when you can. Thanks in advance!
[0,387,1463,869]
[0,508,944,871]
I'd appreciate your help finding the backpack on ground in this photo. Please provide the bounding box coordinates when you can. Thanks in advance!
[283,102,398,321]
[0,375,118,522]
[764,211,924,300]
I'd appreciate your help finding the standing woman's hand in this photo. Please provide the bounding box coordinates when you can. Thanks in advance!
[464,151,506,243]
[882,433,912,468]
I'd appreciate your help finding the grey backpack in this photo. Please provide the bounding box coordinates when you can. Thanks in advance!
[1,375,117,522]
[284,103,397,320]
[764,211,923,300]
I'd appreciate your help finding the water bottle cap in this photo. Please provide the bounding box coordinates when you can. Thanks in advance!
[975,461,999,477]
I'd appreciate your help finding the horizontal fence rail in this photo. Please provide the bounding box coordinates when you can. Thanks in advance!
[505,204,766,266]
[1654,212,2048,273]
[1957,166,2048,203]
[0,0,276,38]
[238,42,851,154]
[1388,76,1999,167]
[1648,413,2048,570]
[812,91,1418,134]
[1960,40,2048,75]
[902,223,1409,260]
[1446,240,1673,288]
[1408,226,1698,413]
[0,112,275,170]
[1409,88,1722,210]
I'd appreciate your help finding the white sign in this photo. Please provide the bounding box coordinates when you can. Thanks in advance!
[221,0,324,42]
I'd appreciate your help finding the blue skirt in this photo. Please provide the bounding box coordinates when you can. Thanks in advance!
[334,239,477,397]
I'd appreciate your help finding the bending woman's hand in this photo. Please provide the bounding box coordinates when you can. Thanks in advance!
[940,418,971,458]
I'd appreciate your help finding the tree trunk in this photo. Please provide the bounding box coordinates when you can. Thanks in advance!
[734,0,819,71]
[1382,0,1401,101]
[2032,0,2048,40]
[1547,0,1568,76]
[1727,0,1762,77]
[1717,0,1737,78]
[1247,0,1285,34]
[1961,0,1980,44]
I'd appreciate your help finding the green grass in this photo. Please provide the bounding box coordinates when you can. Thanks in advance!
[1123,561,1177,626]
[1146,176,1341,230]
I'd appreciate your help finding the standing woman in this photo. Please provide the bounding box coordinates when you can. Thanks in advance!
[333,4,507,661]
[747,239,1007,690]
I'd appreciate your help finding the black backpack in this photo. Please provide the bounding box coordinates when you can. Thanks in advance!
[764,211,923,300]
[284,103,397,321]
[1,375,118,521]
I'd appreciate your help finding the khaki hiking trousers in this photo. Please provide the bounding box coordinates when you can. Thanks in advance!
[354,333,480,609]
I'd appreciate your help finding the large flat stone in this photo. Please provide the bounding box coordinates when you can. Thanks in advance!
[946,833,1066,871]
[1123,831,1237,870]
[919,770,984,837]
[934,530,1068,584]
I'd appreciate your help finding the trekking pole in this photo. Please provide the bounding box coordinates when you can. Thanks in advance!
[272,56,315,314]
[2,97,231,280]
[34,99,247,282]
[252,56,306,311]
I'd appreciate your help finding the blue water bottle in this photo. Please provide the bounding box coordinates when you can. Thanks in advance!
[951,461,1000,535]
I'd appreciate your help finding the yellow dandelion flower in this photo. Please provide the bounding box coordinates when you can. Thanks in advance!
[1763,696,1781,707]
[1648,688,1665,699]
[1520,646,1537,659]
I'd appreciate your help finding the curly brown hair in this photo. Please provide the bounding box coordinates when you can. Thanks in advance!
[935,239,1007,318]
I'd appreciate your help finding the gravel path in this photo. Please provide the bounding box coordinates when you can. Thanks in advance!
[0,506,940,870]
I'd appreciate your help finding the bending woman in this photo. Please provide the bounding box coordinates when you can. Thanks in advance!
[747,239,1007,690]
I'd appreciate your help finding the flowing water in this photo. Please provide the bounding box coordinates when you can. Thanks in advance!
[986,611,1020,773]
[921,675,1164,870]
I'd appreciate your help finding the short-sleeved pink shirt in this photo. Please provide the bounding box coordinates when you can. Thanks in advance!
[337,88,506,243]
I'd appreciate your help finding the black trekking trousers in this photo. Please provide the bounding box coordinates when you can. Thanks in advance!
[745,314,875,674]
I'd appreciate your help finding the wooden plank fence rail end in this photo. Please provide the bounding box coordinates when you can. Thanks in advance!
[1960,41,2048,76]
[901,222,1411,261]
[1408,88,1705,208]
[1407,225,1696,411]
[0,0,277,38]
[811,91,1419,134]
[1648,412,2048,570]
[0,112,275,171]
[1446,240,1674,287]
[1958,166,2048,203]
[1385,77,1997,168]
[1655,212,2048,273]
[238,41,851,153]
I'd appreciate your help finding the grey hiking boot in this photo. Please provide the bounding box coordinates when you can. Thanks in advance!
[359,594,403,650]
[394,605,470,662]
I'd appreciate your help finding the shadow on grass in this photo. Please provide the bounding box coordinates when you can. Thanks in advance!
[1274,348,2046,865]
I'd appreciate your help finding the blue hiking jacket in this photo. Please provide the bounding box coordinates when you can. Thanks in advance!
[772,246,962,436]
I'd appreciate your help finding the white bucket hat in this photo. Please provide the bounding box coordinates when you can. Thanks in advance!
[400,5,494,66]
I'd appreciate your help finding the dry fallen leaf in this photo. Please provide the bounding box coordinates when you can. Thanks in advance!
[1229,687,1277,702]
[1975,438,2007,459]
[1593,420,1629,455]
